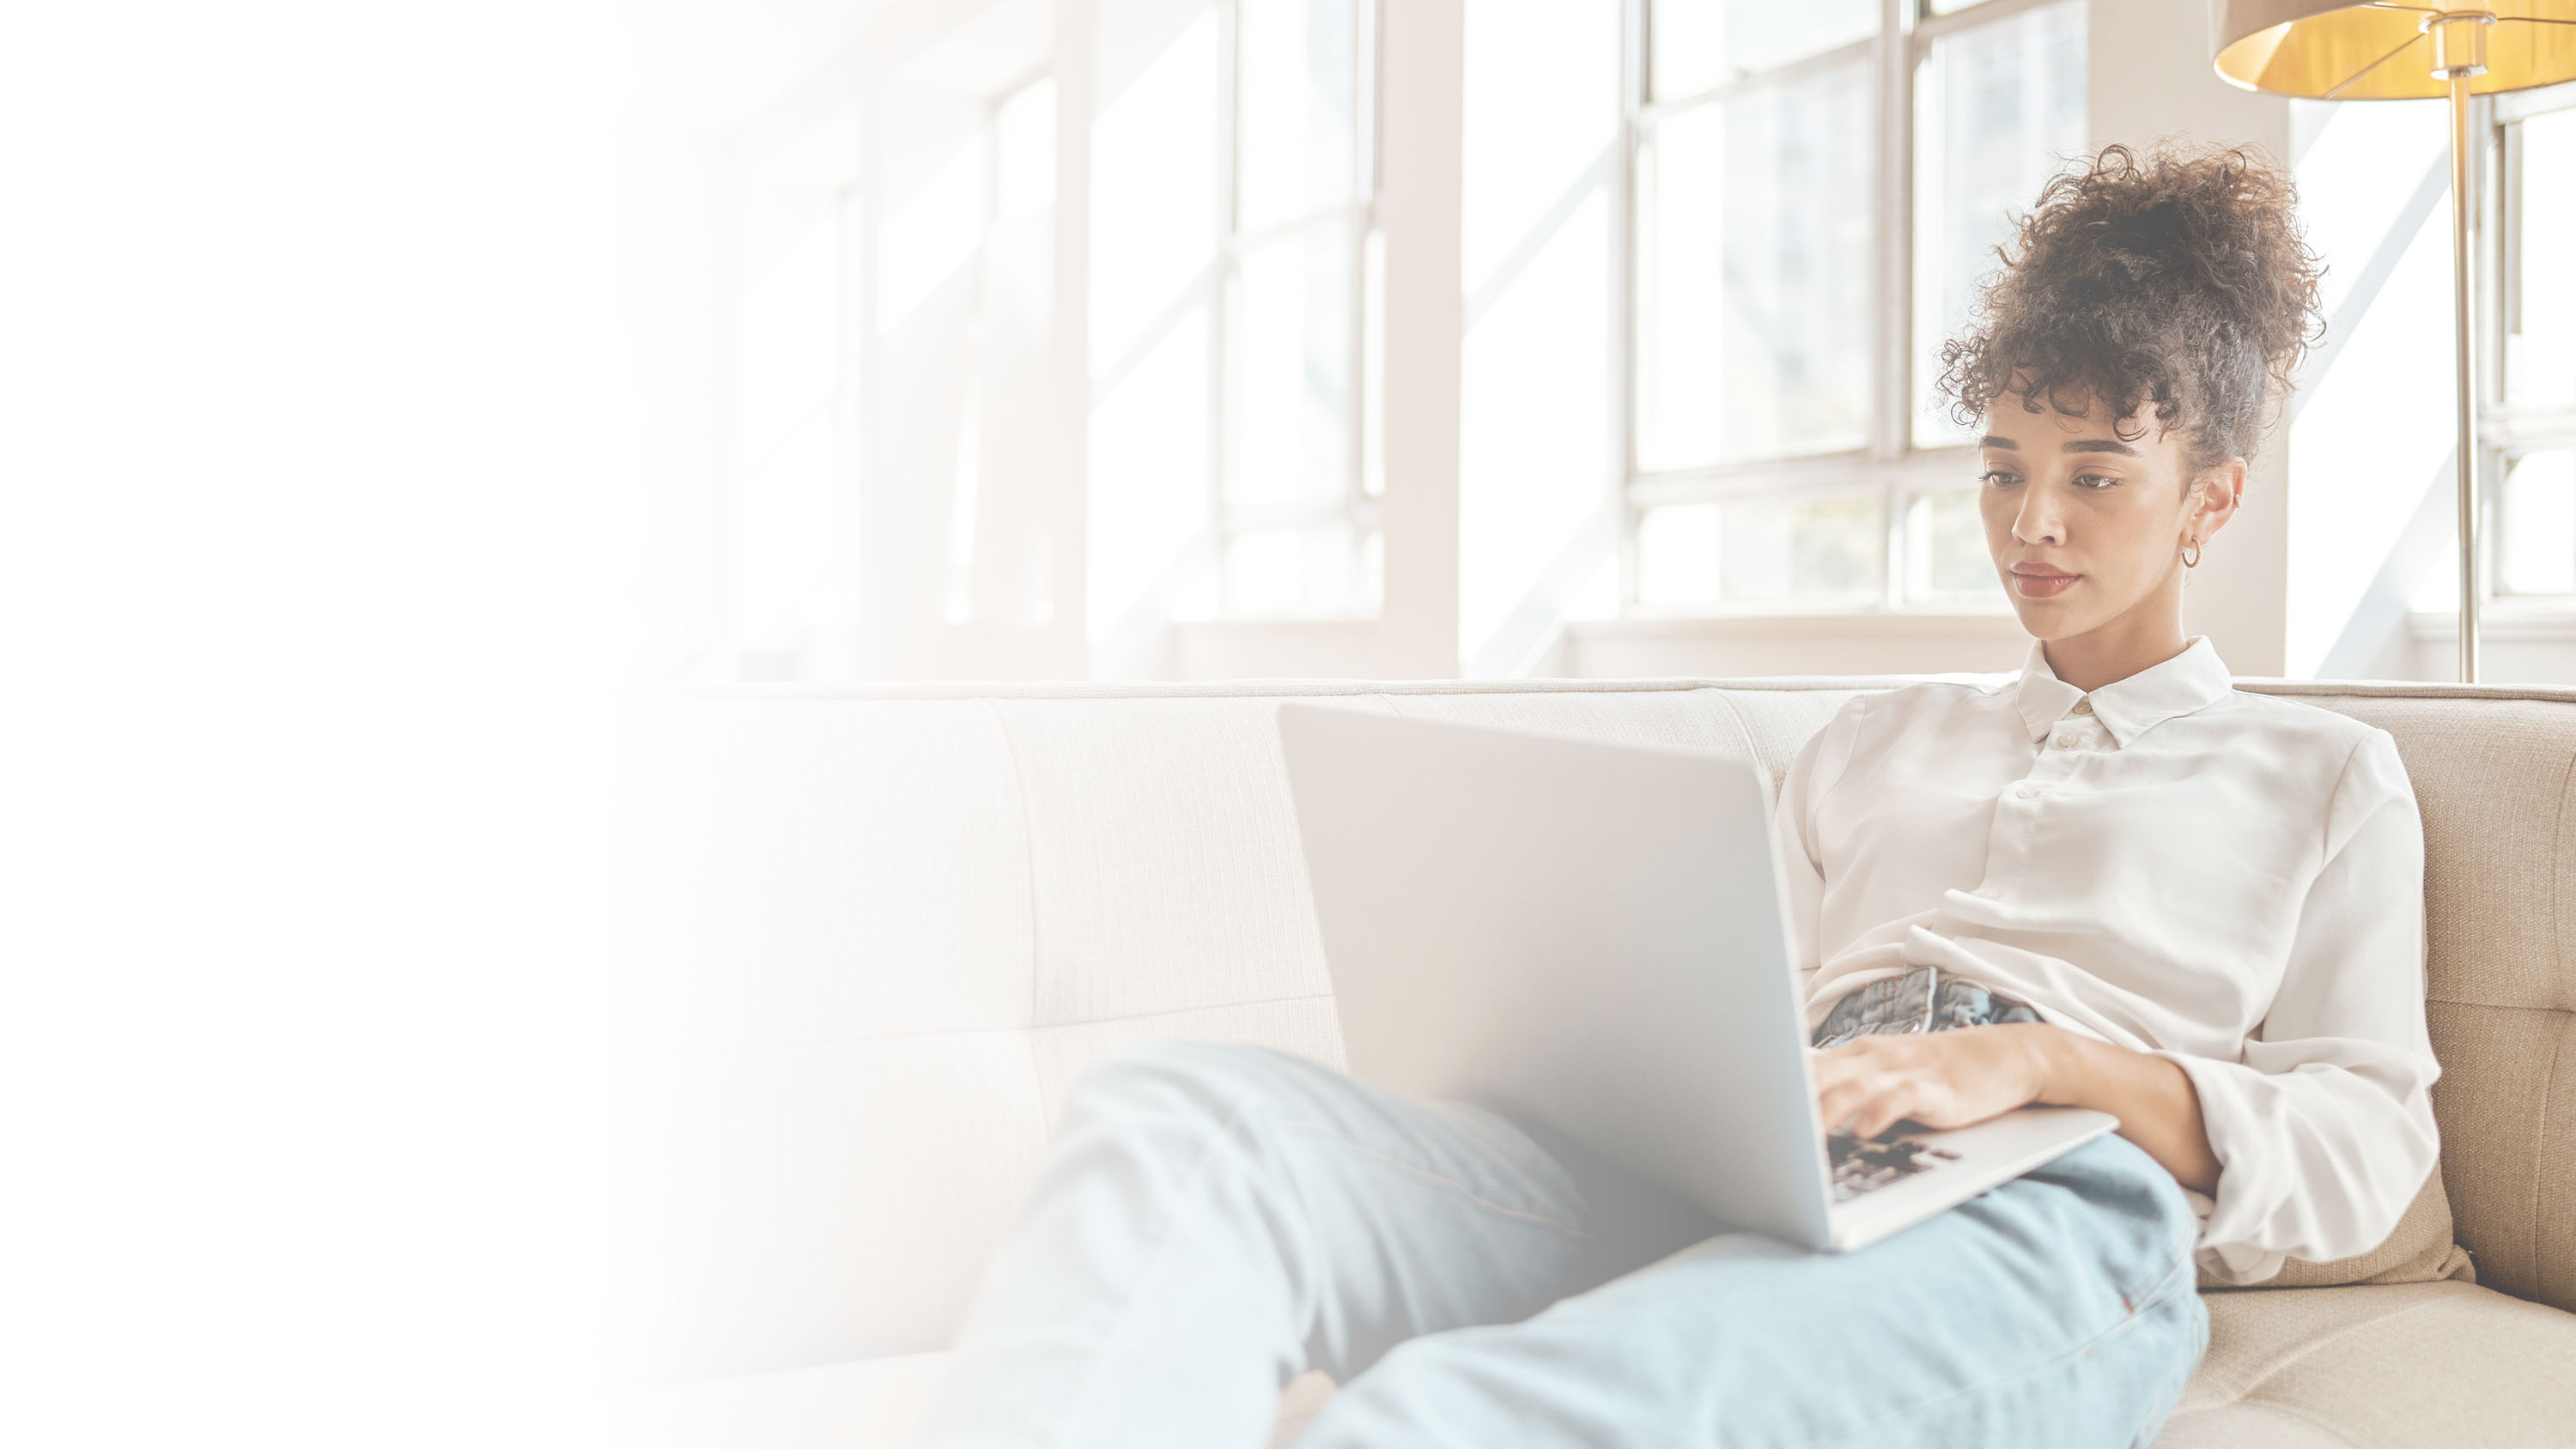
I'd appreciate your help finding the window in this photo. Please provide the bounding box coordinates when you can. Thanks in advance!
[1088,0,1382,642]
[1627,0,2086,611]
[2494,93,2576,599]
[702,0,2089,682]
[732,109,864,678]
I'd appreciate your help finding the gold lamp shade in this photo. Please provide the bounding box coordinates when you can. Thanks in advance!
[2214,2,2576,100]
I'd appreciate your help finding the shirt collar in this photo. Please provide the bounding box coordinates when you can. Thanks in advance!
[2009,636,2233,747]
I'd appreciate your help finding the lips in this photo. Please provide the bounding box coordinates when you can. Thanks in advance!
[2010,564,2079,599]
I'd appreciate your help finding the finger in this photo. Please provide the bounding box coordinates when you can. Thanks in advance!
[1814,1073,1891,1135]
[1809,1035,1899,1085]
[1850,1081,1918,1141]
[1807,1049,1860,1096]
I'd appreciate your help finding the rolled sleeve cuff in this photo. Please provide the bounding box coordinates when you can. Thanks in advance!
[2150,1048,2437,1285]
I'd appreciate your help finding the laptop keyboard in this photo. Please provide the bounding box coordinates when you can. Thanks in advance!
[1827,1129,1961,1203]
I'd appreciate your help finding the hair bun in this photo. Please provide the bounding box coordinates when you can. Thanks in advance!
[1936,142,2325,465]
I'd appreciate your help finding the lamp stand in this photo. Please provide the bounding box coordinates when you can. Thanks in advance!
[2433,11,2491,683]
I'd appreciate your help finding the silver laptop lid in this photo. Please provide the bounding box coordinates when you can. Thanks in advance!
[1278,702,1833,1250]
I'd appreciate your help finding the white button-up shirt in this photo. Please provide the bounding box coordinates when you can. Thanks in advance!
[1773,638,2439,1282]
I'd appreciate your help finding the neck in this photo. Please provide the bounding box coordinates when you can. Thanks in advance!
[2040,581,2190,693]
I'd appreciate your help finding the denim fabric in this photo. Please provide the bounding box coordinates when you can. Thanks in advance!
[926,1041,2206,1449]
[1810,965,2044,1049]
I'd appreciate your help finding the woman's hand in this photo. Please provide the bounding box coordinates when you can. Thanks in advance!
[1810,1022,2222,1194]
[1810,1024,2051,1140]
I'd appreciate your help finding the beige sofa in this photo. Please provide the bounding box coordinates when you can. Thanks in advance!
[615,676,2576,1447]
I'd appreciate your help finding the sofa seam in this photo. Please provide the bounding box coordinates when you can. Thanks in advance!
[987,700,1048,1052]
[2421,996,2574,1014]
[2544,734,2576,1029]
[2535,1010,2568,1307]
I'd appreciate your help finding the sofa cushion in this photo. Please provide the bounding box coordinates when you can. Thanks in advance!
[2157,1280,2576,1447]
[2247,1169,2473,1289]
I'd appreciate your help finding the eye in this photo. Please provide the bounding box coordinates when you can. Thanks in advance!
[1978,469,2020,488]
[2071,472,2122,491]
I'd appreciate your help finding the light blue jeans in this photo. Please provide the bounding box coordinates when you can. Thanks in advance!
[924,1041,2207,1449]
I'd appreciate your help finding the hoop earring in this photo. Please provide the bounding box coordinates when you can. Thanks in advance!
[2183,540,2203,570]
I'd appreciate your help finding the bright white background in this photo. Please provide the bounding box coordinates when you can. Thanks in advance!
[3,4,631,1444]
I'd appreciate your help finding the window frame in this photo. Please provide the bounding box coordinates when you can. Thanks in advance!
[2487,77,2576,602]
[1204,0,1385,619]
[1614,0,2077,615]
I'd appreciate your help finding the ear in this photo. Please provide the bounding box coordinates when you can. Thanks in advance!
[2190,458,2247,544]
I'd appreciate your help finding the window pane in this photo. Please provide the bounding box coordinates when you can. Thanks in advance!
[736,209,846,656]
[1227,220,1355,509]
[995,78,1056,223]
[1636,494,1882,603]
[2507,109,2576,409]
[1912,0,2086,447]
[1649,0,1875,101]
[1461,185,1612,647]
[1637,64,1874,470]
[1728,494,1880,600]
[1904,488,2003,600]
[1236,0,1361,233]
[1089,307,1214,635]
[1091,8,1220,373]
[1222,524,1367,615]
[1636,502,1722,607]
[878,137,989,332]
[1462,0,1618,295]
[2502,449,2576,596]
[1461,0,1618,658]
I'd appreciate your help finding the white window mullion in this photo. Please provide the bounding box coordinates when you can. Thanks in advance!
[1614,0,1646,612]
[1375,0,1464,671]
[1211,0,1242,615]
[1874,0,1916,609]
[1048,0,1095,670]
[1352,0,1380,602]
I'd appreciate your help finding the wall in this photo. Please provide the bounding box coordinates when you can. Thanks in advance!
[2086,0,2292,677]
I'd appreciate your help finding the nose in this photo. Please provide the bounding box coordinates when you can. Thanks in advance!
[2013,488,2063,548]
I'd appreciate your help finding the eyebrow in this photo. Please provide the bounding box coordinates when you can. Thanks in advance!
[1980,434,2144,456]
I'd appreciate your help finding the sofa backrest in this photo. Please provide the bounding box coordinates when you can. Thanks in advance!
[611,676,2576,1385]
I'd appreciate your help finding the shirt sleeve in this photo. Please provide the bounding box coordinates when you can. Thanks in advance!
[1771,700,1862,1002]
[2154,729,2443,1283]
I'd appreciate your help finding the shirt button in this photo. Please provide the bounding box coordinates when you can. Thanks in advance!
[2053,731,2079,748]
[2015,785,2039,799]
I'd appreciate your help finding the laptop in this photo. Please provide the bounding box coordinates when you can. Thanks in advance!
[1275,703,2116,1253]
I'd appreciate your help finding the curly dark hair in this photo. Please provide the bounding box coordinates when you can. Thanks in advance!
[1935,143,2325,469]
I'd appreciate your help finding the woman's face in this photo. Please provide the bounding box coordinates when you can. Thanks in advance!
[1976,394,2236,645]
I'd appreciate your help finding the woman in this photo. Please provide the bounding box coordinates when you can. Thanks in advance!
[923,145,2439,1448]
